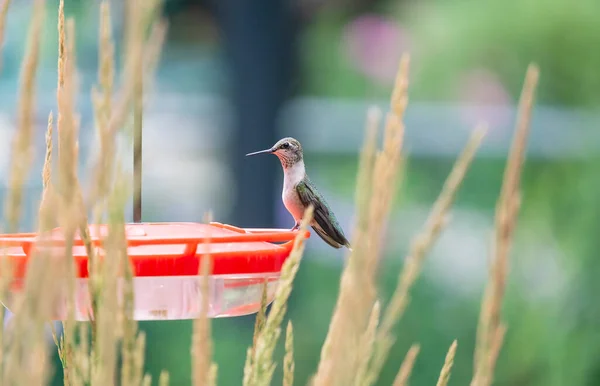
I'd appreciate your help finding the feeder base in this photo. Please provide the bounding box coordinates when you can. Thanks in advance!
[2,274,280,321]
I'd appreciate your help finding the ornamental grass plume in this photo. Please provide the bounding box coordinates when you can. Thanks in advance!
[244,206,313,386]
[191,212,218,386]
[4,0,44,233]
[436,340,458,386]
[364,125,486,386]
[243,281,268,386]
[0,0,11,71]
[354,301,381,386]
[2,2,52,385]
[283,321,295,386]
[312,55,409,386]
[0,0,16,370]
[471,64,539,386]
[392,344,420,386]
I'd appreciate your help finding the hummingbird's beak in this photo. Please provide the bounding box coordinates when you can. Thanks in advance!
[245,148,274,157]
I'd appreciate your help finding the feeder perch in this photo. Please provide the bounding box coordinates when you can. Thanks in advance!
[0,222,309,321]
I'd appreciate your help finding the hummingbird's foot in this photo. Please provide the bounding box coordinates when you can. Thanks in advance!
[291,223,300,231]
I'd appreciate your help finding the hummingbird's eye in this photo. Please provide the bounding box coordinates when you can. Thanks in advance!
[280,142,290,149]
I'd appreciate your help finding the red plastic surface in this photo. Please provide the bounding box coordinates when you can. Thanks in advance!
[0,222,310,279]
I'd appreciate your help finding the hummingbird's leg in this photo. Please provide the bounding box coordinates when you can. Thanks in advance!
[291,222,300,231]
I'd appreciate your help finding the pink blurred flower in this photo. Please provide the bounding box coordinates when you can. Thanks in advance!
[456,68,513,132]
[343,14,410,85]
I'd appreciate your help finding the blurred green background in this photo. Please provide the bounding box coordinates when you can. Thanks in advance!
[0,0,599,385]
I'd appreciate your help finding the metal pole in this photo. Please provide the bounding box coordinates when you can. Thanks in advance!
[133,66,143,223]
[130,0,143,223]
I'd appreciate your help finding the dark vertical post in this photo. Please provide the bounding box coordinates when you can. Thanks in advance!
[133,70,143,223]
[130,0,143,223]
[212,0,298,228]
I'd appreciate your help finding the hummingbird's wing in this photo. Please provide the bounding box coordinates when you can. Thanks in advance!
[296,178,351,249]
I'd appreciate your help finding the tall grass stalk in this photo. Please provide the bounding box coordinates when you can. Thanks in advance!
[354,301,381,385]
[0,0,11,71]
[0,0,35,378]
[470,64,539,386]
[244,281,269,386]
[4,0,44,233]
[283,321,295,386]
[391,344,420,386]
[436,340,458,386]
[53,6,81,380]
[191,213,217,386]
[312,54,409,386]
[245,206,313,386]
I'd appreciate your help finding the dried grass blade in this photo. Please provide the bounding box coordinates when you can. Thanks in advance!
[471,64,539,386]
[243,347,254,386]
[191,212,217,386]
[89,0,163,209]
[71,323,91,385]
[353,106,381,227]
[4,213,61,385]
[94,169,129,385]
[89,0,116,222]
[246,279,268,375]
[6,263,61,384]
[159,370,170,386]
[392,344,420,386]
[133,332,148,385]
[283,320,295,386]
[42,112,53,190]
[142,18,168,93]
[354,301,381,386]
[365,55,409,263]
[4,0,45,232]
[436,340,457,386]
[0,0,45,370]
[85,0,118,355]
[54,8,87,382]
[2,2,49,384]
[0,0,11,70]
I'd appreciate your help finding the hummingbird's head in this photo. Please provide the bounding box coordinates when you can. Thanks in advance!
[246,137,303,169]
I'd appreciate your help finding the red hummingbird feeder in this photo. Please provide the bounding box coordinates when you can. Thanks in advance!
[0,223,308,321]
[0,113,309,321]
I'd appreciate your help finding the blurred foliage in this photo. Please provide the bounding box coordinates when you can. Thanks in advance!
[302,0,600,108]
[406,0,600,107]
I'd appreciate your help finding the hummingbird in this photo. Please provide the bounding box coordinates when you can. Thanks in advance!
[246,137,352,250]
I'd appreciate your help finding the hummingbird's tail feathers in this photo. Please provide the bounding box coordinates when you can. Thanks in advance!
[311,223,352,250]
[311,225,343,249]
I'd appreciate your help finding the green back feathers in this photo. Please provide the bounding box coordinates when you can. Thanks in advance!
[295,178,351,249]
